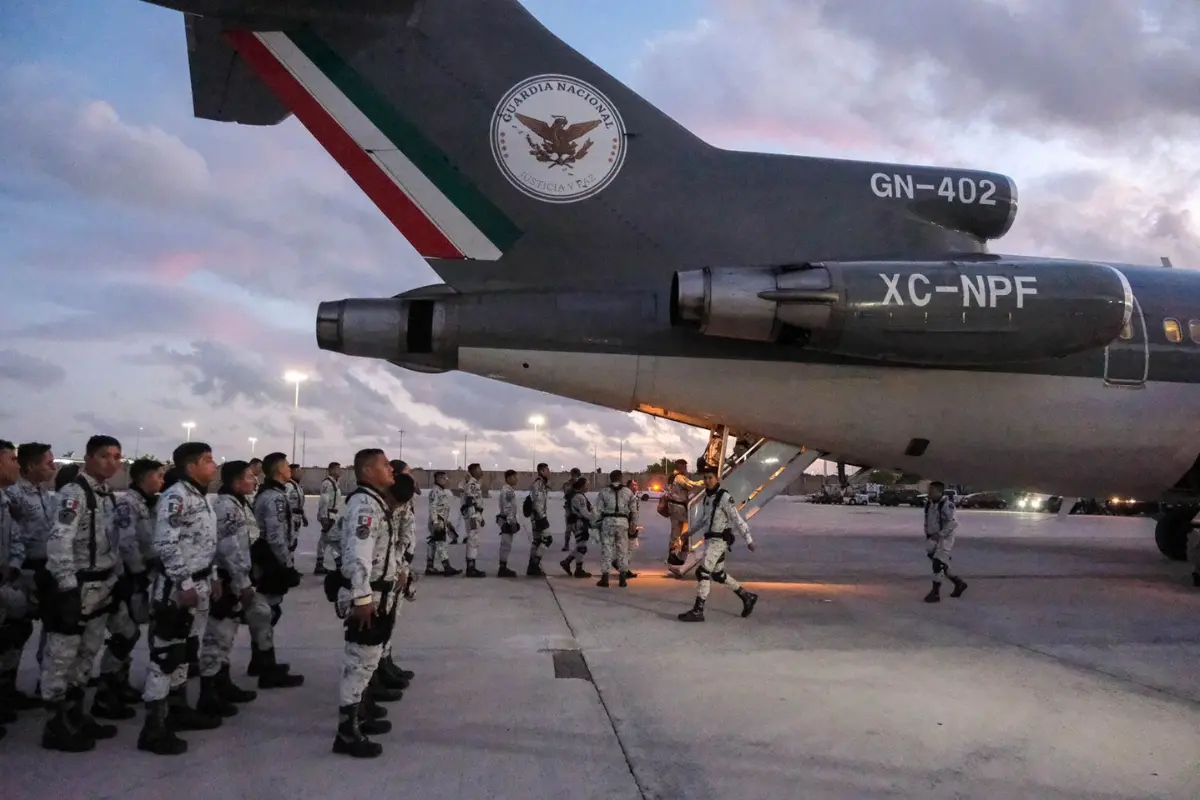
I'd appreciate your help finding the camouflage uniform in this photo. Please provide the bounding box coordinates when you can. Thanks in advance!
[0,487,33,705]
[560,478,574,551]
[5,477,56,670]
[142,478,217,703]
[382,500,416,663]
[923,495,967,601]
[285,478,307,553]
[691,488,752,600]
[497,484,520,570]
[560,491,597,576]
[199,492,266,677]
[596,483,636,586]
[527,476,551,569]
[425,485,455,572]
[252,481,296,624]
[95,489,156,691]
[460,476,485,563]
[316,475,343,570]
[666,471,704,561]
[39,472,121,748]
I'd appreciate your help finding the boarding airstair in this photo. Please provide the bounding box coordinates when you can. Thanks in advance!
[668,426,823,578]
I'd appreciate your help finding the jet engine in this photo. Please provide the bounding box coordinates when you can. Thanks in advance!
[671,258,1133,366]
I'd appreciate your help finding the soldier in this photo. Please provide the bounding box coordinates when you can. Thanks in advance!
[677,465,759,623]
[333,448,399,758]
[4,442,58,700]
[38,435,123,752]
[560,476,597,578]
[497,470,521,578]
[460,463,486,577]
[91,458,165,720]
[923,481,968,603]
[618,478,643,578]
[285,464,308,557]
[0,439,30,735]
[425,471,460,576]
[595,470,637,588]
[247,458,263,500]
[250,452,303,681]
[314,461,344,576]
[381,460,418,686]
[561,467,581,551]
[665,459,704,566]
[525,462,551,576]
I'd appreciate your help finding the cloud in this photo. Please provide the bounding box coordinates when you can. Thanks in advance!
[0,349,65,388]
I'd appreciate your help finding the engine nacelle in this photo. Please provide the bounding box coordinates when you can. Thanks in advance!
[672,258,1133,366]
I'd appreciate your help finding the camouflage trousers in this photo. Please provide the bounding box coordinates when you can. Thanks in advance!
[143,580,210,703]
[925,534,956,585]
[600,524,630,574]
[0,582,32,674]
[340,641,383,706]
[97,597,143,677]
[316,521,339,566]
[427,538,449,566]
[464,519,483,561]
[40,577,117,703]
[198,590,273,677]
[696,538,741,601]
[565,522,593,566]
[499,532,516,563]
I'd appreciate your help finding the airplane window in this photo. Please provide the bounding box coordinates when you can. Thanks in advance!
[1190,320,1200,344]
[1120,320,1133,340]
[1163,318,1182,343]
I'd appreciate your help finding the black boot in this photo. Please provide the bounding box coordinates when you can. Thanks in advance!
[166,685,222,731]
[497,561,518,578]
[618,571,628,588]
[90,674,137,720]
[114,664,142,704]
[573,563,592,579]
[924,582,941,603]
[382,654,414,682]
[677,598,705,622]
[313,562,329,576]
[376,662,410,691]
[949,577,968,598]
[441,562,462,577]
[137,699,187,755]
[596,572,610,588]
[424,561,438,576]
[248,644,291,677]
[332,703,382,758]
[464,560,487,578]
[358,692,392,735]
[366,672,403,703]
[197,675,239,718]
[68,685,118,739]
[526,558,546,577]
[559,557,574,576]
[736,588,759,618]
[42,698,95,752]
[258,648,305,689]
[216,664,257,703]
[0,669,41,711]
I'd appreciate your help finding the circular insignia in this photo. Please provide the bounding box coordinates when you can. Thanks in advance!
[355,524,371,541]
[490,74,627,204]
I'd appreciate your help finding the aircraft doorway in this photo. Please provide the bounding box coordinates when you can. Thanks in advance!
[1103,294,1148,387]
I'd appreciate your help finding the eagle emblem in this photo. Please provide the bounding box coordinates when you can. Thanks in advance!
[515,113,602,168]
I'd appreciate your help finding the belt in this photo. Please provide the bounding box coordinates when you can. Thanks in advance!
[77,567,114,582]
[190,567,213,581]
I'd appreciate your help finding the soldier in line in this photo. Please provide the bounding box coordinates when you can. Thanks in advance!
[379,460,418,686]
[247,458,263,500]
[561,467,581,551]
[0,439,29,737]
[665,459,705,566]
[677,465,759,623]
[424,471,461,576]
[595,470,637,588]
[285,463,308,559]
[91,458,166,720]
[137,442,223,756]
[618,478,643,578]
[923,481,968,603]
[333,448,399,758]
[560,476,597,578]
[39,435,123,752]
[525,463,552,576]
[249,452,303,682]
[496,470,522,578]
[314,461,344,576]
[4,442,58,699]
[460,463,486,578]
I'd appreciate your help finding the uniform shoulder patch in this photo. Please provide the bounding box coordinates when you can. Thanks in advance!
[116,502,133,527]
[165,494,184,527]
[57,497,80,526]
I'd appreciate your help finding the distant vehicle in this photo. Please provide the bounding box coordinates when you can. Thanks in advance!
[878,488,923,507]
[846,491,871,505]
[1106,497,1157,516]
[958,492,1008,510]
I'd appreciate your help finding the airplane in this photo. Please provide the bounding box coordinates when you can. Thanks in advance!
[142,0,1200,563]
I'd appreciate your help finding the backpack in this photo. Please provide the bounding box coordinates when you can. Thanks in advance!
[522,495,533,518]
[656,495,670,518]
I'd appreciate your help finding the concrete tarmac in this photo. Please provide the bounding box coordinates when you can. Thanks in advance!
[3,496,1199,799]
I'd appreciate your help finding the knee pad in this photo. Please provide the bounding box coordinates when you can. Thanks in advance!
[931,558,949,575]
[185,635,200,663]
[270,604,283,627]
[106,631,139,661]
[695,566,711,582]
[711,570,728,584]
[576,544,588,556]
[539,535,553,548]
[150,640,188,673]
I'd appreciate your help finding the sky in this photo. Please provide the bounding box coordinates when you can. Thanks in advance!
[0,0,1198,472]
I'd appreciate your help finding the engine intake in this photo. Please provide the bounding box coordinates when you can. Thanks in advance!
[316,297,458,373]
[672,258,1132,366]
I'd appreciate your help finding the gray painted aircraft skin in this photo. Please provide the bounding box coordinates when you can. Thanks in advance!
[142,0,1200,555]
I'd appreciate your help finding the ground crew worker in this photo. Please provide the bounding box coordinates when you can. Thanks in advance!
[560,476,596,578]
[285,464,307,554]
[425,471,460,576]
[91,458,165,720]
[0,439,30,736]
[39,435,123,752]
[923,481,968,603]
[314,462,344,576]
[332,448,399,758]
[137,441,223,756]
[665,459,704,566]
[525,462,552,576]
[5,442,58,692]
[561,468,581,551]
[677,465,758,623]
[497,470,521,577]
[250,453,303,679]
[595,470,636,588]
[461,463,486,577]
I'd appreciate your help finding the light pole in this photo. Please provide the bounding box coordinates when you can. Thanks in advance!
[397,429,404,460]
[452,449,459,470]
[528,414,545,472]
[134,427,142,456]
[284,370,308,463]
[248,437,257,456]
[182,421,196,442]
